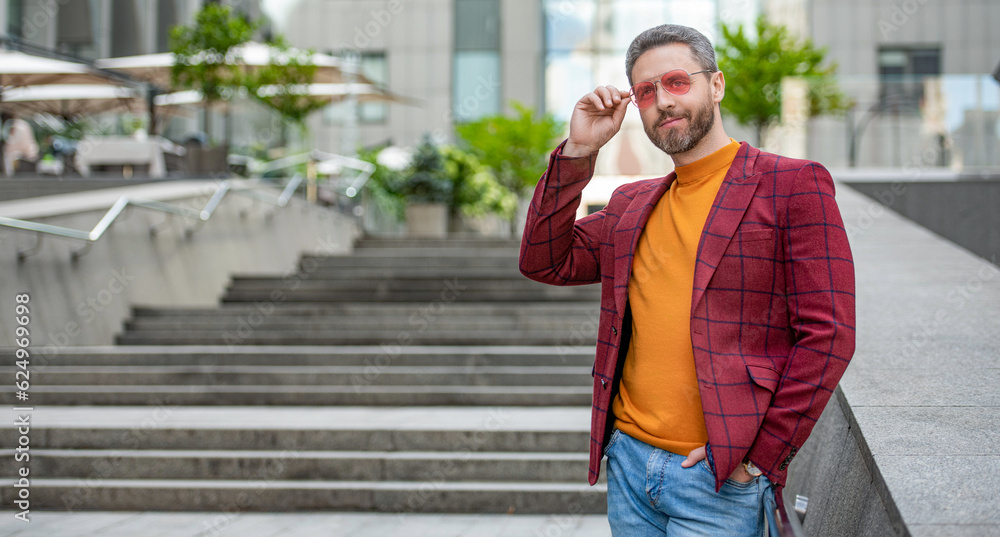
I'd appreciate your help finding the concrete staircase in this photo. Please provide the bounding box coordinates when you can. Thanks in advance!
[0,177,169,202]
[1,238,606,514]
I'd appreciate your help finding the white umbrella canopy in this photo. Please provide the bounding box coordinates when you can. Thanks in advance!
[156,83,416,108]
[0,84,141,117]
[96,42,373,89]
[0,50,120,87]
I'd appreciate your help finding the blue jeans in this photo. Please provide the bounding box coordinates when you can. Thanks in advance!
[605,429,776,536]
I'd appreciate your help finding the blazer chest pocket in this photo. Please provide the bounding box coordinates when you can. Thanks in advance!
[736,229,774,243]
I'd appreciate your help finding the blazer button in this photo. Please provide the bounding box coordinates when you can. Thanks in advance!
[611,326,617,335]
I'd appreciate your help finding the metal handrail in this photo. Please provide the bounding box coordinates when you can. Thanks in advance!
[249,150,374,198]
[0,176,304,262]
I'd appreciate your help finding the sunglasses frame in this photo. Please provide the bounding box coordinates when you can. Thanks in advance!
[629,69,713,108]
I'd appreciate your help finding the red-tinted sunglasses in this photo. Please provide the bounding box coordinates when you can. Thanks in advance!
[629,69,712,109]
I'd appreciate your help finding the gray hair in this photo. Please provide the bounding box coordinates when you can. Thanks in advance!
[625,24,718,86]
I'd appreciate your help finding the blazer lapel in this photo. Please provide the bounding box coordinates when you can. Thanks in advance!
[691,143,762,312]
[612,174,674,314]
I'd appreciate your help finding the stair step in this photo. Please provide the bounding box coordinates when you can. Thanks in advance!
[22,365,591,386]
[0,406,591,451]
[299,257,522,269]
[6,449,593,482]
[128,302,598,316]
[3,346,594,367]
[227,277,555,288]
[3,385,592,406]
[284,267,528,279]
[220,289,597,303]
[317,247,521,258]
[354,239,521,249]
[115,332,596,346]
[1,478,606,513]
[123,317,596,331]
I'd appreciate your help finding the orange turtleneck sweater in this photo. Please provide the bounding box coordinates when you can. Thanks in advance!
[612,139,740,456]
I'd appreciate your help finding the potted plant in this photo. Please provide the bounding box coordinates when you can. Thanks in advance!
[441,145,517,236]
[399,136,452,238]
[455,102,565,235]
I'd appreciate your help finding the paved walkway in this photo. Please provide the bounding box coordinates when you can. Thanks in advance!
[0,512,611,536]
[834,181,1000,535]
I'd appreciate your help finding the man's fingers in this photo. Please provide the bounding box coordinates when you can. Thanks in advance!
[680,445,707,468]
[612,96,629,124]
[581,92,607,111]
[584,86,629,111]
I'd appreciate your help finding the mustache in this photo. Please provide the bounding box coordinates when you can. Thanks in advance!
[655,111,687,123]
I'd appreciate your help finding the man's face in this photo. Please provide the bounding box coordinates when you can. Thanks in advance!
[631,43,718,156]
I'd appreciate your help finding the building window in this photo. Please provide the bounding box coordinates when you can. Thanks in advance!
[878,46,942,110]
[453,0,501,122]
[7,0,24,38]
[156,0,187,53]
[324,52,390,125]
[56,0,102,60]
[111,0,148,57]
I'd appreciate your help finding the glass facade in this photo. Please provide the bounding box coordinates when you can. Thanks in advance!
[6,0,24,38]
[325,52,390,125]
[56,0,103,60]
[878,46,942,111]
[111,0,147,58]
[157,0,187,53]
[453,0,501,122]
[542,0,727,121]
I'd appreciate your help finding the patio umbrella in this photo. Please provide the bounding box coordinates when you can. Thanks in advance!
[0,49,126,174]
[258,83,418,105]
[157,83,417,107]
[95,42,373,89]
[0,84,141,118]
[0,49,120,87]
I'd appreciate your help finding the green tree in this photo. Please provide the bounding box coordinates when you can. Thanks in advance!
[248,36,326,144]
[455,102,565,196]
[170,3,258,140]
[716,16,850,145]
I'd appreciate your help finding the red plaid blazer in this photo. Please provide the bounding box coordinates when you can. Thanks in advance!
[519,141,855,492]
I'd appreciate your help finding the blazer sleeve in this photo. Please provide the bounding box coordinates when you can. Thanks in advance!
[519,141,605,286]
[748,162,857,478]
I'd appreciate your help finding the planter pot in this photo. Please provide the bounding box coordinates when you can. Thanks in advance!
[406,202,449,238]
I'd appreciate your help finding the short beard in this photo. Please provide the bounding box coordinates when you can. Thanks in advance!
[644,98,715,155]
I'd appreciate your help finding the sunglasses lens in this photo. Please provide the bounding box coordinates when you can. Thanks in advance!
[631,81,656,108]
[661,70,692,95]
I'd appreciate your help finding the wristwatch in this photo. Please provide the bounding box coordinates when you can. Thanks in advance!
[743,459,763,477]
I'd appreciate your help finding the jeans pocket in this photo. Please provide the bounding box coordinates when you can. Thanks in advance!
[724,476,759,490]
[698,457,714,475]
[603,428,621,457]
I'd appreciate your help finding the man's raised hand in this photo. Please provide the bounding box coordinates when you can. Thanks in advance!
[562,85,631,158]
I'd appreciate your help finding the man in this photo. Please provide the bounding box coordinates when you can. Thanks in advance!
[519,24,855,536]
